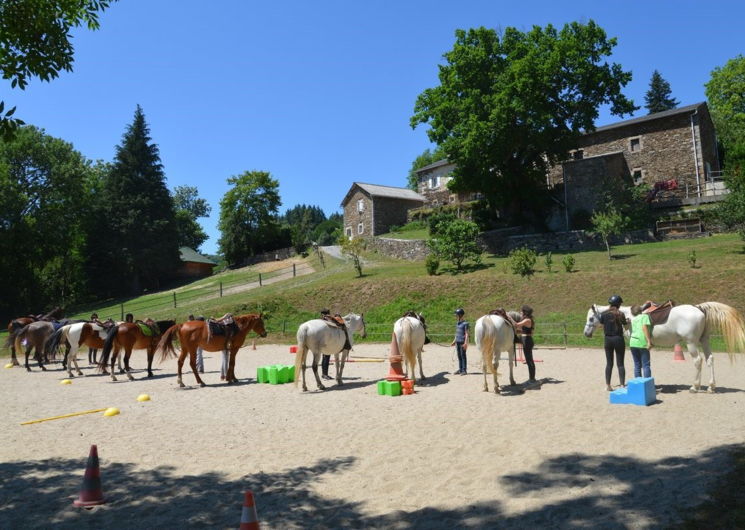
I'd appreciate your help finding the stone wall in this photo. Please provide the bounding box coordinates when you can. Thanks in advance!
[242,246,296,266]
[366,237,430,261]
[343,189,373,238]
[371,198,424,236]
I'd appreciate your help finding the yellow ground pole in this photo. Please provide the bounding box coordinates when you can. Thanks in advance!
[21,408,108,425]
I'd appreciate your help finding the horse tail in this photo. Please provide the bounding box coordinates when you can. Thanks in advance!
[294,324,309,387]
[480,316,497,374]
[157,324,181,363]
[98,324,119,372]
[401,318,415,371]
[8,323,31,351]
[45,325,69,357]
[698,302,745,359]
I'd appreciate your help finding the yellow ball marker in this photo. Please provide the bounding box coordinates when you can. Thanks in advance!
[103,407,120,417]
[5,363,14,369]
[136,394,151,402]
[60,379,72,385]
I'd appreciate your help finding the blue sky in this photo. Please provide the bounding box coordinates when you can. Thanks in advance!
[10,0,745,254]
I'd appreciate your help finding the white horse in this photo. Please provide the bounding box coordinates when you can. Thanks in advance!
[45,322,110,378]
[294,313,366,391]
[584,302,745,393]
[393,315,426,383]
[475,314,517,393]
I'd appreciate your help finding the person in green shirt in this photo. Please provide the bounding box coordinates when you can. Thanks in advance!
[629,305,653,378]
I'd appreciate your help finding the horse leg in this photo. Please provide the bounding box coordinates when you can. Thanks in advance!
[311,351,325,390]
[36,346,47,371]
[146,347,155,378]
[700,337,716,393]
[176,349,188,388]
[481,352,489,392]
[124,349,135,381]
[492,351,500,394]
[508,344,516,387]
[335,352,344,386]
[227,348,238,383]
[109,348,118,382]
[418,350,425,381]
[10,342,20,365]
[24,345,32,372]
[688,345,703,393]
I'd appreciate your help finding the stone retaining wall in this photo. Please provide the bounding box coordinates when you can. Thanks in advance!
[366,237,430,261]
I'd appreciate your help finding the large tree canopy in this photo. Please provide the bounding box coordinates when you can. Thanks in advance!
[0,126,97,318]
[0,0,116,138]
[88,105,179,295]
[173,185,211,250]
[218,170,283,265]
[411,21,637,222]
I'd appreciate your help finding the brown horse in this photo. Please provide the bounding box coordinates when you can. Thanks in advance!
[4,307,64,365]
[157,313,267,388]
[98,320,175,381]
[8,321,58,371]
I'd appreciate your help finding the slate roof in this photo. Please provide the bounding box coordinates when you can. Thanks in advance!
[179,247,217,265]
[341,182,426,206]
[591,102,705,133]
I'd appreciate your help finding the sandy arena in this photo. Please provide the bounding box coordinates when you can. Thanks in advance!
[1,343,744,528]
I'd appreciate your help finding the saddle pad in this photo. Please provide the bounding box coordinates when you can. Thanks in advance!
[136,323,159,337]
[208,321,226,336]
[648,301,674,326]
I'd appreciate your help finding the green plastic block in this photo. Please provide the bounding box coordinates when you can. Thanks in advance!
[377,380,401,396]
[286,365,295,382]
[257,366,269,383]
[268,364,288,385]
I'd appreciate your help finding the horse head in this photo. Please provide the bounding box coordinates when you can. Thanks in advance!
[240,313,267,338]
[584,305,602,338]
[344,313,367,338]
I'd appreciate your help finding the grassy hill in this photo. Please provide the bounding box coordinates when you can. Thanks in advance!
[3,233,743,349]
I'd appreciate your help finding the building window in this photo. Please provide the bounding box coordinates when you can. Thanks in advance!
[632,168,644,185]
[345,227,352,238]
[571,149,584,160]
[429,175,440,189]
[357,199,364,213]
[357,223,364,235]
[629,137,642,153]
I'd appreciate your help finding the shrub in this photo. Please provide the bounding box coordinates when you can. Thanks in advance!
[562,254,575,272]
[688,249,698,268]
[425,254,439,275]
[428,219,482,272]
[509,247,537,276]
[544,251,553,273]
[428,211,457,236]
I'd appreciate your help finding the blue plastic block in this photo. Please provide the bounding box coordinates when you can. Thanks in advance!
[609,377,655,406]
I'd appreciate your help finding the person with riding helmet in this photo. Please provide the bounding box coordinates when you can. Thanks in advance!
[600,295,628,391]
[451,308,469,375]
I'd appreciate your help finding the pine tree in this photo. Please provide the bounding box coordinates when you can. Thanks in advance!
[645,70,679,114]
[94,105,179,295]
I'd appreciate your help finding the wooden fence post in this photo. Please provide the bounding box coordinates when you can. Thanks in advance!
[173,292,177,308]
[293,263,296,277]
[563,322,568,348]
[259,273,262,286]
[219,281,223,297]
[120,304,124,321]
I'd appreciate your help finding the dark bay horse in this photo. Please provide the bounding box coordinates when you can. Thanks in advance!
[4,307,64,365]
[157,313,267,387]
[98,320,175,381]
[8,321,58,371]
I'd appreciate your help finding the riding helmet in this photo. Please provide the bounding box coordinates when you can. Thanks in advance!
[454,308,465,317]
[608,295,623,307]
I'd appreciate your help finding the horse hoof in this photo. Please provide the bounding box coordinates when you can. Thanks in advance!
[179,383,185,388]
[147,373,154,378]
[707,386,716,394]
[319,385,326,391]
[200,382,206,388]
[689,386,698,393]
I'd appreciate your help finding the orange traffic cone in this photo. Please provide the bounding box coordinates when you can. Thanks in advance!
[673,344,685,362]
[386,332,406,381]
[239,490,260,529]
[73,445,106,508]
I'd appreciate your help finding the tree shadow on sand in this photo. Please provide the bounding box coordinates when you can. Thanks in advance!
[0,445,741,528]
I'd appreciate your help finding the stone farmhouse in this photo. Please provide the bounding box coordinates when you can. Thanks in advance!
[341,182,425,238]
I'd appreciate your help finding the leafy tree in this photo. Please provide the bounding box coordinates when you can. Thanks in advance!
[590,208,629,260]
[311,216,343,245]
[173,185,211,250]
[338,235,366,277]
[644,70,679,114]
[706,56,745,240]
[218,170,283,265]
[428,219,482,272]
[411,22,637,223]
[0,126,96,318]
[407,146,446,190]
[282,204,326,252]
[0,0,116,139]
[90,105,179,295]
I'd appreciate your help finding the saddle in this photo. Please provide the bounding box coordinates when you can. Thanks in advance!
[208,314,238,339]
[402,310,431,344]
[489,308,520,342]
[321,314,346,329]
[643,300,675,326]
[136,319,160,337]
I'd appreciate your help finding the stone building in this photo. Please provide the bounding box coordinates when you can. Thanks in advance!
[549,102,721,225]
[341,182,425,238]
[414,159,481,207]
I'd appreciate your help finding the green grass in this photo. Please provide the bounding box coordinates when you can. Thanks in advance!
[376,228,430,240]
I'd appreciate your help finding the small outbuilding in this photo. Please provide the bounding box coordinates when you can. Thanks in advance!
[341,182,426,238]
[177,246,217,278]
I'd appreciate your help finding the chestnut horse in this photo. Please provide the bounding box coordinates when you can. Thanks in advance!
[157,313,267,388]
[4,307,64,365]
[98,320,175,381]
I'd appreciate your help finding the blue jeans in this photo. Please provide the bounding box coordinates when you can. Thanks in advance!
[630,347,651,378]
[456,342,467,373]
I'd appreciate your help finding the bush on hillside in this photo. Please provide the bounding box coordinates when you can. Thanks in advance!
[509,247,537,276]
[562,254,575,272]
[425,254,439,275]
[428,219,482,272]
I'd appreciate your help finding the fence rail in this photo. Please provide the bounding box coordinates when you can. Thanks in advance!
[68,262,315,321]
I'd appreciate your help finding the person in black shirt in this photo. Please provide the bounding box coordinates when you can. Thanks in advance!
[600,295,628,391]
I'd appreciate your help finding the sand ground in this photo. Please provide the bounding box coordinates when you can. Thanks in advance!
[1,343,743,529]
